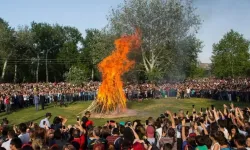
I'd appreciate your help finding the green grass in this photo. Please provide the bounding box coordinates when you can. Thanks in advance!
[2,98,250,126]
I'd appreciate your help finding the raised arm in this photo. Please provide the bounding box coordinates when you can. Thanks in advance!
[223,104,228,116]
[181,119,187,142]
[213,108,219,121]
[76,121,86,134]
[130,126,140,140]
[58,116,68,125]
[235,108,245,128]
[238,108,244,120]
[201,123,208,135]
[219,110,225,120]
[166,110,175,129]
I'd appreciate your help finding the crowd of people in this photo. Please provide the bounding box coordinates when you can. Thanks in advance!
[0,103,250,150]
[0,78,250,113]
[0,79,249,149]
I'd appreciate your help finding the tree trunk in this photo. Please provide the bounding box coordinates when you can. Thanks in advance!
[142,50,155,73]
[1,59,8,80]
[91,68,94,80]
[14,64,17,83]
[36,54,40,83]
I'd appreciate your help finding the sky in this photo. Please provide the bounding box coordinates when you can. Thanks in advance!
[0,0,250,63]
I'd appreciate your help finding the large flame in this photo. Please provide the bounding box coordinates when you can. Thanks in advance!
[96,30,141,113]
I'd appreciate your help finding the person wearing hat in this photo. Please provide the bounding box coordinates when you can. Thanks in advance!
[146,117,157,146]
[39,113,52,128]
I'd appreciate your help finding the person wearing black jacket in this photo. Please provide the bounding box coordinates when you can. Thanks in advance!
[17,92,24,108]
[29,94,34,106]
[40,92,46,110]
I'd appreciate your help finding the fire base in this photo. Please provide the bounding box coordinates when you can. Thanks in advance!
[80,100,138,118]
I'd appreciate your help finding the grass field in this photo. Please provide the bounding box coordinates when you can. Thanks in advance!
[2,98,250,126]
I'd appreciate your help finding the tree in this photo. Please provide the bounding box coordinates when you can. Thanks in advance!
[81,29,115,80]
[12,26,35,82]
[31,22,65,82]
[57,26,82,70]
[0,18,15,81]
[211,30,250,78]
[64,64,90,84]
[0,18,84,83]
[108,0,201,80]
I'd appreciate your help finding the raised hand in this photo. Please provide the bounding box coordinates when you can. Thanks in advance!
[182,119,185,126]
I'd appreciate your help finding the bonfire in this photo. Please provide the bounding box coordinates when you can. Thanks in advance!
[86,30,141,114]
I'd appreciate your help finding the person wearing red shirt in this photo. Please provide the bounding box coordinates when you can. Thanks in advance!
[4,94,10,113]
[71,122,86,150]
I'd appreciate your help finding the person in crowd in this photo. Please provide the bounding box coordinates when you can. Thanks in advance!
[39,113,52,128]
[33,93,39,111]
[3,80,250,150]
[234,134,247,150]
[39,92,45,110]
[228,125,239,148]
[106,128,120,148]
[159,126,177,150]
[17,123,30,144]
[10,138,22,150]
[146,117,156,145]
[81,111,91,129]
[1,130,16,150]
[4,94,10,113]
[186,87,190,99]
[62,144,76,150]
[70,121,86,150]
[87,127,107,150]
[53,129,65,149]
[51,116,67,130]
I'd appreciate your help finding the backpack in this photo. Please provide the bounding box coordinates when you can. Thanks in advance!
[114,137,123,150]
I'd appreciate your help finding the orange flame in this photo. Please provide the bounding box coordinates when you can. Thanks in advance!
[96,29,141,113]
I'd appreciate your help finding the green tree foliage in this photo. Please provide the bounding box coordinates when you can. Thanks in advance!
[64,64,90,84]
[81,29,114,80]
[0,1,206,83]
[0,19,84,83]
[211,30,250,78]
[107,0,202,80]
[57,26,82,69]
[11,26,35,82]
[0,18,15,81]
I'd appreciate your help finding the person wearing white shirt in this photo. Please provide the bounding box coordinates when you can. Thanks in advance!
[39,113,52,128]
[1,130,15,150]
[17,123,30,144]
[186,87,190,98]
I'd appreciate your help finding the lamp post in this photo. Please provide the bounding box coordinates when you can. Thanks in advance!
[45,44,59,83]
[33,43,40,83]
